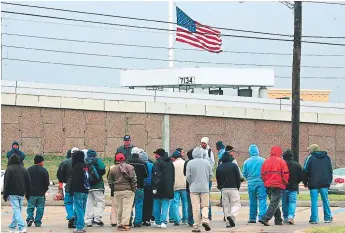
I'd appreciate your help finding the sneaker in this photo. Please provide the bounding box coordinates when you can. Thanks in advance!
[73,229,86,233]
[93,220,104,227]
[192,229,201,232]
[288,219,295,225]
[275,222,283,225]
[259,220,270,226]
[117,225,130,231]
[35,224,41,227]
[161,223,168,229]
[111,224,117,227]
[19,228,28,233]
[8,229,15,233]
[182,221,188,225]
[27,219,34,227]
[309,220,318,224]
[227,216,235,227]
[68,217,76,229]
[188,223,194,227]
[154,223,161,228]
[142,221,151,226]
[174,222,180,226]
[247,220,256,223]
[325,218,333,223]
[169,220,174,223]
[202,222,211,231]
[86,224,92,227]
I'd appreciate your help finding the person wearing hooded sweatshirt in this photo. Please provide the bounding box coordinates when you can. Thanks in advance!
[216,152,241,228]
[171,150,188,226]
[57,147,78,224]
[7,141,26,166]
[3,154,31,233]
[216,141,226,165]
[108,153,137,231]
[242,144,267,223]
[128,147,148,227]
[152,148,175,229]
[259,146,289,227]
[186,146,213,233]
[26,155,49,228]
[282,149,303,225]
[85,149,106,227]
[70,150,90,233]
[184,149,195,227]
[303,144,333,224]
[139,151,154,226]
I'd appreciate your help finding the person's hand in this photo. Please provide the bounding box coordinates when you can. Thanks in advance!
[153,190,157,194]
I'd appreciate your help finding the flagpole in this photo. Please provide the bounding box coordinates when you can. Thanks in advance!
[168,0,174,68]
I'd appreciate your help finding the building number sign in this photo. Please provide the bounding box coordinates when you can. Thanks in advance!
[178,76,195,85]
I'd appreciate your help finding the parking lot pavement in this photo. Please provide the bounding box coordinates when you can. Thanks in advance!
[2,206,345,233]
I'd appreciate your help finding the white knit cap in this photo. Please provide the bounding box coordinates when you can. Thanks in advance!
[201,137,209,145]
[131,147,142,155]
[71,147,79,153]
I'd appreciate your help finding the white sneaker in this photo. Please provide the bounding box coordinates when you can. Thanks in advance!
[161,223,168,229]
[8,229,15,233]
[19,228,28,233]
[154,224,161,228]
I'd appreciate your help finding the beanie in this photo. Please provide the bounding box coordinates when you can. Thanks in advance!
[139,152,149,162]
[216,141,224,148]
[308,144,320,153]
[87,149,97,158]
[201,137,209,145]
[34,155,44,164]
[131,147,142,155]
[71,147,79,153]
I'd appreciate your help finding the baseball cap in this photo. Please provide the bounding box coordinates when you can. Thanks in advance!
[123,135,131,141]
[115,153,126,162]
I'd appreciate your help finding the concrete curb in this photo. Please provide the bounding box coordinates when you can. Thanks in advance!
[2,200,345,207]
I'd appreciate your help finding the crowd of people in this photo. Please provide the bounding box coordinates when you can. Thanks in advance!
[2,135,334,233]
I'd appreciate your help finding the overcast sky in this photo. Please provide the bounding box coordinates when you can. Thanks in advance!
[1,1,345,102]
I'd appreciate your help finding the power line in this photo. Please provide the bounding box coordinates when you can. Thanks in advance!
[3,32,345,57]
[2,1,345,39]
[4,44,345,69]
[308,1,345,6]
[2,10,345,46]
[3,57,345,80]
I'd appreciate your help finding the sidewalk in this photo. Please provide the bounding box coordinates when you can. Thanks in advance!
[2,206,345,233]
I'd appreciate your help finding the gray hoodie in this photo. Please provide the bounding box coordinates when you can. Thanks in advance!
[186,147,213,193]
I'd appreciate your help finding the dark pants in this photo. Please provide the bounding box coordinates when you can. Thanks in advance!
[187,191,194,225]
[143,186,154,223]
[26,196,45,226]
[262,187,283,224]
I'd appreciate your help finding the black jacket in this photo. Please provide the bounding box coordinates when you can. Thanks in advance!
[216,153,241,190]
[152,156,175,199]
[27,165,49,196]
[57,158,73,193]
[283,150,303,191]
[3,154,31,201]
[128,155,148,189]
[303,151,333,190]
[70,151,89,195]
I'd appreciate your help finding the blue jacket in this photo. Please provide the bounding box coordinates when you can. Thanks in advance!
[218,147,226,160]
[6,141,25,165]
[303,151,333,189]
[243,144,265,186]
[144,161,153,186]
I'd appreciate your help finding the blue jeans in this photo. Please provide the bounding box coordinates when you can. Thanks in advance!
[248,184,267,221]
[8,195,26,231]
[169,199,175,221]
[208,181,212,220]
[187,192,194,225]
[64,192,74,220]
[173,190,188,223]
[310,188,332,223]
[26,196,45,225]
[282,190,297,221]
[153,198,169,225]
[73,192,88,230]
[133,188,144,225]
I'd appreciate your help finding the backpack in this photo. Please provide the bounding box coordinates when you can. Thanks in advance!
[208,148,212,158]
[86,158,101,185]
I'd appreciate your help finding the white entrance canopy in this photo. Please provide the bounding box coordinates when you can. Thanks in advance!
[120,68,275,88]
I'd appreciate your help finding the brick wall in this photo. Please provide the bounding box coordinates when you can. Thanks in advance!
[2,106,345,168]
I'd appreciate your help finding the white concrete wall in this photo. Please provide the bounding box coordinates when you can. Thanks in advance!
[2,80,345,125]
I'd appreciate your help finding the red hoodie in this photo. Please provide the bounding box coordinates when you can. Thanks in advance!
[261,146,289,189]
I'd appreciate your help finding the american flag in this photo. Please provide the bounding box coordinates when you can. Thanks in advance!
[176,7,222,53]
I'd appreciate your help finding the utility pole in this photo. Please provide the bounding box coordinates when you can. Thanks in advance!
[291,1,302,163]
